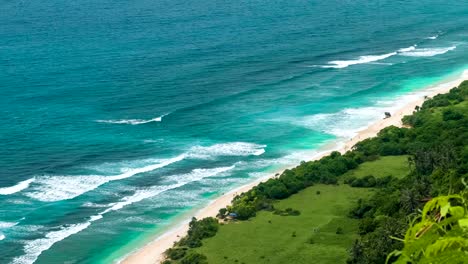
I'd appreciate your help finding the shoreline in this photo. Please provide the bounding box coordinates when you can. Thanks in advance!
[120,70,468,264]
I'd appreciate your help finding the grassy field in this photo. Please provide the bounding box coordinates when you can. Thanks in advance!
[342,155,409,180]
[195,185,371,264]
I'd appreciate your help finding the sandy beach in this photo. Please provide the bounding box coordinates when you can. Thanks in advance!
[120,70,468,264]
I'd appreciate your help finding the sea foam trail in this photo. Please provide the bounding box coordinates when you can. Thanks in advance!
[0,221,18,241]
[293,92,425,138]
[12,222,91,264]
[399,46,456,57]
[25,155,186,202]
[188,142,266,159]
[319,43,455,69]
[0,178,35,195]
[320,52,397,68]
[24,142,265,202]
[13,166,235,264]
[101,166,235,214]
[295,107,384,138]
[96,114,167,125]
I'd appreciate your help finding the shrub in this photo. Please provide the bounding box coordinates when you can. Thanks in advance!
[165,247,186,260]
[336,227,344,234]
[180,252,208,264]
[178,217,219,248]
[442,109,463,121]
[273,207,301,216]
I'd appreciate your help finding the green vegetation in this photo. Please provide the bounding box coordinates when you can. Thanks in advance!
[196,185,371,264]
[389,191,468,263]
[342,155,409,180]
[348,81,468,264]
[164,81,468,264]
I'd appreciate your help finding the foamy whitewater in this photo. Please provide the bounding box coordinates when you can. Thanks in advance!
[1,0,468,263]
[96,115,166,125]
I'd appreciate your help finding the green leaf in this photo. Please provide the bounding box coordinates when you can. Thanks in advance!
[458,218,468,229]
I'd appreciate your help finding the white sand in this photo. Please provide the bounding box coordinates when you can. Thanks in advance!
[120,70,468,264]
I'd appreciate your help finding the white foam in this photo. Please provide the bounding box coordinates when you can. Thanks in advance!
[321,52,396,68]
[294,107,384,138]
[96,114,167,125]
[24,141,263,202]
[0,221,18,229]
[398,45,417,52]
[399,46,456,57]
[25,155,186,202]
[426,34,438,40]
[0,221,18,241]
[102,165,234,213]
[13,166,235,264]
[12,222,91,264]
[293,90,429,138]
[82,202,110,208]
[0,178,35,195]
[188,142,266,159]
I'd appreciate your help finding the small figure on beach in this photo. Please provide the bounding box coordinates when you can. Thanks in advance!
[384,112,391,119]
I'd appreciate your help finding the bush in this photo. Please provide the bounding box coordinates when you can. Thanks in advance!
[178,217,219,248]
[442,109,463,121]
[336,227,344,234]
[358,217,377,235]
[273,207,301,216]
[217,207,227,218]
[180,252,208,264]
[165,248,186,260]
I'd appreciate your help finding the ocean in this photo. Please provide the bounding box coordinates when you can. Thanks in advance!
[1,0,468,263]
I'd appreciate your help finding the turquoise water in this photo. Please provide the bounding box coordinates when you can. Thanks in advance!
[1,0,468,263]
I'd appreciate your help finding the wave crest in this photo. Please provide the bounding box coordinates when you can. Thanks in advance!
[12,222,91,264]
[398,45,417,53]
[96,114,167,125]
[0,178,35,195]
[13,166,235,264]
[188,142,266,159]
[23,140,263,202]
[25,155,185,202]
[399,46,456,57]
[320,52,397,69]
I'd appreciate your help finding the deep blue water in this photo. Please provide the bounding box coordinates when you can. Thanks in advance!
[1,0,468,263]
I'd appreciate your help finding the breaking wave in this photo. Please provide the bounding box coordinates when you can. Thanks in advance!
[318,43,456,68]
[398,46,456,57]
[398,45,417,52]
[25,155,186,202]
[0,178,35,195]
[23,141,264,202]
[13,166,234,264]
[96,114,167,125]
[188,142,266,159]
[12,222,91,264]
[320,52,397,69]
[293,92,426,138]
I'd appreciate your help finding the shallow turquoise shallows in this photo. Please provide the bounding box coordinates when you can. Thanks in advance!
[1,0,468,263]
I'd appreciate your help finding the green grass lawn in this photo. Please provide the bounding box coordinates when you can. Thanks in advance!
[342,155,409,180]
[194,185,371,264]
